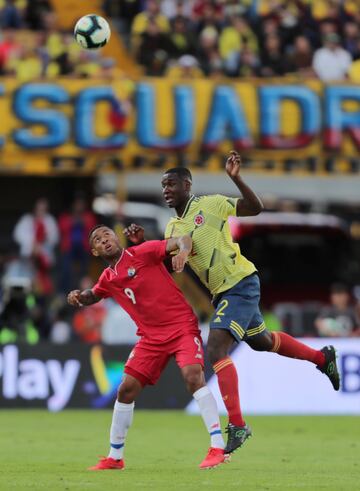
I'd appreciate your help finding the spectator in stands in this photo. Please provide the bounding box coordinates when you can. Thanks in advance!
[72,276,107,343]
[166,54,204,79]
[223,0,251,20]
[260,34,288,76]
[4,43,43,81]
[46,32,78,77]
[256,17,282,51]
[13,197,59,296]
[313,0,342,34]
[286,35,314,77]
[137,19,171,75]
[219,15,258,76]
[168,15,197,59]
[25,0,51,30]
[0,29,19,73]
[98,57,130,84]
[276,1,303,47]
[103,0,142,40]
[348,48,360,83]
[131,0,170,55]
[193,0,224,36]
[0,0,25,29]
[238,45,260,77]
[192,0,224,27]
[315,283,360,338]
[161,0,194,21]
[58,195,97,293]
[196,25,222,76]
[207,57,224,79]
[74,49,102,78]
[343,21,360,59]
[42,11,63,58]
[312,32,352,81]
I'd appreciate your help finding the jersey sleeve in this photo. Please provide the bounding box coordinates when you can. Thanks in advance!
[92,271,110,299]
[135,240,168,265]
[164,221,175,239]
[212,194,238,218]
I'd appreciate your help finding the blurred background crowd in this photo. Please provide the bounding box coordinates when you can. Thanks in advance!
[2,0,360,80]
[0,0,360,82]
[0,0,360,346]
[105,0,360,80]
[1,189,359,347]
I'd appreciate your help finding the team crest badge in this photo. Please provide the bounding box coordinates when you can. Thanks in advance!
[194,214,205,226]
[127,267,136,278]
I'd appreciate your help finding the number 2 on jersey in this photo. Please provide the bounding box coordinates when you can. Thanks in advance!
[216,299,228,316]
[124,288,136,304]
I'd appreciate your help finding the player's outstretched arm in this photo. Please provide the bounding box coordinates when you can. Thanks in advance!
[166,235,192,273]
[225,150,264,217]
[67,289,100,307]
[123,223,145,244]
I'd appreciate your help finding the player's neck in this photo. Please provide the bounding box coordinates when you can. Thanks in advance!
[175,194,193,217]
[106,249,123,268]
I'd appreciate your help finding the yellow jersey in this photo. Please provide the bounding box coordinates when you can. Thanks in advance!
[164,194,256,296]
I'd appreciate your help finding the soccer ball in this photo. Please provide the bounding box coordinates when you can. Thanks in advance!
[74,14,111,50]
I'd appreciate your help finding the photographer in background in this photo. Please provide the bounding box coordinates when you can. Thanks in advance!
[0,275,39,344]
[315,283,360,338]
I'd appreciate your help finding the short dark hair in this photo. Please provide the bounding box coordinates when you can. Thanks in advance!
[88,224,109,243]
[330,283,350,294]
[164,167,192,182]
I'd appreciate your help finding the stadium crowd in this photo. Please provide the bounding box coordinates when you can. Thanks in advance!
[0,1,118,80]
[104,0,360,81]
[2,0,360,81]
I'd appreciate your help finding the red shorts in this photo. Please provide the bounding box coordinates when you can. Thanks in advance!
[124,331,204,386]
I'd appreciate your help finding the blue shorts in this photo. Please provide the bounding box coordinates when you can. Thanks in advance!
[210,273,266,343]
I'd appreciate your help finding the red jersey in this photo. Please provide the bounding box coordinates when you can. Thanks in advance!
[92,240,198,343]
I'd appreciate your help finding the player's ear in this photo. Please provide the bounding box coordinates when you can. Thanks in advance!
[184,179,192,192]
[91,247,99,257]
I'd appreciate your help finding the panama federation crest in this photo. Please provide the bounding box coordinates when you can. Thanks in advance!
[194,214,205,226]
[127,267,136,278]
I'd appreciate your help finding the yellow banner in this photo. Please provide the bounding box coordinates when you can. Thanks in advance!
[0,77,359,174]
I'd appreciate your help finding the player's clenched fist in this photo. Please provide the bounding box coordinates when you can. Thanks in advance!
[172,250,189,273]
[123,223,145,244]
[67,290,83,307]
[225,150,242,178]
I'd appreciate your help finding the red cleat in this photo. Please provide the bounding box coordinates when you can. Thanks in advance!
[88,457,125,471]
[199,447,225,469]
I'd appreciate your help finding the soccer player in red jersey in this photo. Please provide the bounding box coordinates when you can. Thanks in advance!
[67,225,226,470]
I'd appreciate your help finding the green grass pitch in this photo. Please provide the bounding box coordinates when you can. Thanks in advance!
[0,410,359,491]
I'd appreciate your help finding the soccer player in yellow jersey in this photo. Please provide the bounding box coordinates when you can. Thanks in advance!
[125,151,340,455]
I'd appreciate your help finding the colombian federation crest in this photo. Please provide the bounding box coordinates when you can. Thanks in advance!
[128,267,136,278]
[194,214,205,226]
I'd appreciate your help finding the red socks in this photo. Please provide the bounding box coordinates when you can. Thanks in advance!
[213,357,245,427]
[212,334,325,427]
[271,332,325,367]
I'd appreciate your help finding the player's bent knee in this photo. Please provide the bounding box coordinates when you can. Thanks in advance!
[207,344,230,365]
[207,330,233,365]
[182,365,204,393]
[247,331,273,351]
[117,379,140,404]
